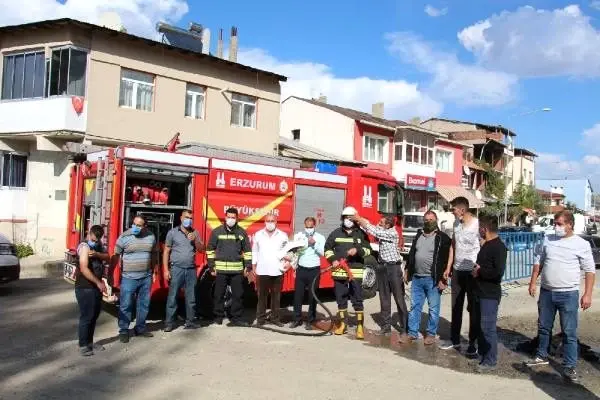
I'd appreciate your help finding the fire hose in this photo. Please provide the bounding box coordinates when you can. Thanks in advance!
[252,259,354,337]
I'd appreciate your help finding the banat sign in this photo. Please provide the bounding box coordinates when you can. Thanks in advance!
[209,170,291,195]
[406,174,436,190]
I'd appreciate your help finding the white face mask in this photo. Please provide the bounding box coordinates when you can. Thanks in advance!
[555,226,567,237]
[305,228,315,235]
[343,218,354,229]
[265,222,276,231]
[226,217,236,228]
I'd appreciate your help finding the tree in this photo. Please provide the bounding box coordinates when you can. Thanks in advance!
[565,201,583,214]
[476,160,506,218]
[511,181,545,214]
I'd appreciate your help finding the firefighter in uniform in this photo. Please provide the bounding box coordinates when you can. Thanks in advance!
[206,207,253,327]
[324,206,372,340]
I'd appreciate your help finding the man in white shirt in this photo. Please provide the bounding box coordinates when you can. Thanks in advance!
[525,210,595,383]
[252,214,289,327]
[441,197,481,356]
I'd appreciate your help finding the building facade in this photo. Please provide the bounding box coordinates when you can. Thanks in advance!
[0,18,286,256]
[509,148,537,192]
[536,179,594,213]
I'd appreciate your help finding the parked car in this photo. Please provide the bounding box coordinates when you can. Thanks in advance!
[499,225,534,251]
[0,234,20,284]
[579,234,600,268]
[586,223,598,235]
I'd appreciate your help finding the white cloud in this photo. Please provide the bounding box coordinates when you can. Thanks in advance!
[536,152,600,187]
[238,48,443,120]
[0,0,189,39]
[424,5,448,17]
[584,155,600,165]
[386,32,518,106]
[591,1,600,11]
[458,5,600,77]
[581,123,600,151]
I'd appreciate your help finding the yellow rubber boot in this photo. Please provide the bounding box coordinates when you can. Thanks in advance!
[334,310,347,335]
[356,311,365,340]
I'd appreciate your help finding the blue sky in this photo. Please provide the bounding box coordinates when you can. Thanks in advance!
[3,1,600,186]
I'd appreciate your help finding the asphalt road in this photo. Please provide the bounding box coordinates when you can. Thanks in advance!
[1,277,599,400]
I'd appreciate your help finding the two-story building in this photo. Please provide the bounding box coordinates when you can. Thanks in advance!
[0,18,286,256]
[280,96,482,212]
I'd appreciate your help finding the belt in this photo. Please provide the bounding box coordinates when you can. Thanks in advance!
[379,261,401,266]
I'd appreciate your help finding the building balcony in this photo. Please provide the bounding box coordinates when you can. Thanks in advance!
[0,97,87,134]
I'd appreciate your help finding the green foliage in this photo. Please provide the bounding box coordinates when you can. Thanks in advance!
[480,203,503,217]
[510,181,545,215]
[474,160,505,200]
[15,243,34,259]
[565,201,583,214]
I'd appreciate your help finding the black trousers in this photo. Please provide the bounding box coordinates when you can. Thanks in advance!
[293,266,321,322]
[213,273,244,321]
[75,287,102,348]
[334,279,364,311]
[256,275,283,323]
[451,270,480,346]
[376,263,408,332]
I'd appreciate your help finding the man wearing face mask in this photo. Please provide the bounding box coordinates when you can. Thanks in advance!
[163,209,205,332]
[324,206,372,340]
[113,215,158,343]
[290,217,326,330]
[206,207,253,327]
[524,210,595,383]
[440,197,480,355]
[252,214,289,327]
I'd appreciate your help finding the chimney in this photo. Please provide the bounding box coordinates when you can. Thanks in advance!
[217,28,224,58]
[229,26,238,62]
[317,95,327,103]
[372,102,384,119]
[292,129,301,141]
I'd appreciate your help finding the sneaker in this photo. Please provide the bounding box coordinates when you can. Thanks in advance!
[79,346,94,357]
[439,341,460,350]
[164,324,174,333]
[305,322,313,331]
[92,343,105,351]
[289,321,303,329]
[562,368,579,383]
[213,318,223,326]
[227,320,250,328]
[466,344,478,357]
[524,357,549,367]
[269,320,285,328]
[134,330,154,338]
[119,333,130,343]
[476,364,497,374]
[184,322,199,330]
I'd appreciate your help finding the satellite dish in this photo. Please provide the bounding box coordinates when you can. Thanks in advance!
[99,11,124,31]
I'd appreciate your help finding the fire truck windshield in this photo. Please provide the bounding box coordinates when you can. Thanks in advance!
[377,185,396,214]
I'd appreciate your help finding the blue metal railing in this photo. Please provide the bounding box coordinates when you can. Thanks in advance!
[498,231,544,282]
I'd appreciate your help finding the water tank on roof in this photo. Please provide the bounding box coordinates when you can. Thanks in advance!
[314,162,338,174]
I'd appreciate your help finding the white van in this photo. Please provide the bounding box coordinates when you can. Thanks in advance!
[533,213,586,235]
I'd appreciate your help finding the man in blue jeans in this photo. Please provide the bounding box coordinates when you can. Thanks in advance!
[472,215,507,373]
[113,215,158,343]
[525,210,595,383]
[405,211,453,345]
[163,209,205,332]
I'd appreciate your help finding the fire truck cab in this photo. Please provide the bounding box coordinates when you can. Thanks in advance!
[63,146,404,303]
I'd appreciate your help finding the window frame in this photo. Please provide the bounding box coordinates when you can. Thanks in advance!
[1,49,46,101]
[119,68,155,112]
[435,149,454,173]
[230,93,257,128]
[363,133,388,164]
[184,83,206,120]
[404,131,435,166]
[46,45,89,98]
[0,152,28,189]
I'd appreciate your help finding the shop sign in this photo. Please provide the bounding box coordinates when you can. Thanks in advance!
[406,174,436,191]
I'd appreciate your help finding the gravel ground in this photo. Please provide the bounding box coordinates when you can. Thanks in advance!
[0,276,598,400]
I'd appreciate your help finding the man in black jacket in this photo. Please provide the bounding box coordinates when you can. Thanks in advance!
[472,215,507,373]
[405,210,453,345]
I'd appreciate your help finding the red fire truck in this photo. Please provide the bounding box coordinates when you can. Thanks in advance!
[63,146,404,302]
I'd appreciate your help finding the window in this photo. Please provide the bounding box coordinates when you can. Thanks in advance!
[363,134,387,163]
[185,83,205,119]
[529,171,533,184]
[230,93,256,128]
[394,144,403,161]
[1,51,45,100]
[378,185,396,214]
[47,47,87,97]
[405,131,434,165]
[1,153,27,188]
[119,69,154,111]
[435,150,453,172]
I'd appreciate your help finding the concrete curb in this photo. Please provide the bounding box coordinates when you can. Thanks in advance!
[18,258,64,279]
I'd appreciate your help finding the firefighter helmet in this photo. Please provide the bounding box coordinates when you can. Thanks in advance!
[341,206,358,216]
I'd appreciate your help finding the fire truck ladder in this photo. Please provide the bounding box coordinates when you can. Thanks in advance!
[91,157,114,229]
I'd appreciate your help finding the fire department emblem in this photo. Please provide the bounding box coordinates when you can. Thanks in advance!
[362,185,373,208]
[279,180,289,193]
[215,172,226,189]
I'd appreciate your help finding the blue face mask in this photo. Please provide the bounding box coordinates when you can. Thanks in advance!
[87,240,97,249]
[182,218,192,228]
[131,225,142,235]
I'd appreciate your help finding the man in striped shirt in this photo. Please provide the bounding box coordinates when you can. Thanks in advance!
[114,215,158,343]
